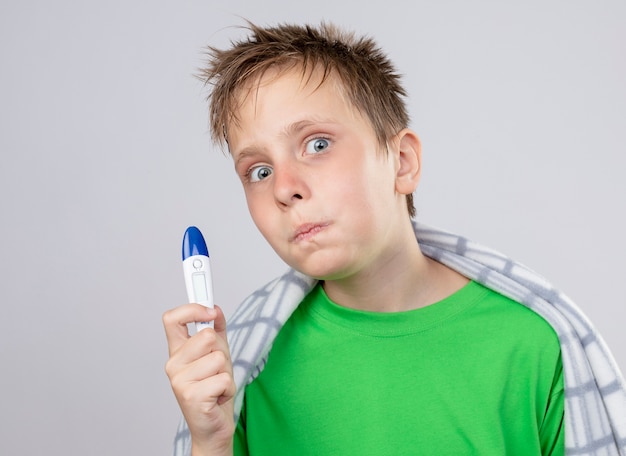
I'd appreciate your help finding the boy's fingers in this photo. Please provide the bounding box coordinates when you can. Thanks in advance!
[169,321,231,370]
[211,305,228,334]
[163,304,218,356]
[173,349,232,384]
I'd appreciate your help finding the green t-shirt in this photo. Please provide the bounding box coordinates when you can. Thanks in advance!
[234,281,564,455]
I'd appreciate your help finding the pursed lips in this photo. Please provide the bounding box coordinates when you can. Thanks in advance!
[290,222,331,243]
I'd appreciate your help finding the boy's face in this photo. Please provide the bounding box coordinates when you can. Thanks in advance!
[227,67,415,280]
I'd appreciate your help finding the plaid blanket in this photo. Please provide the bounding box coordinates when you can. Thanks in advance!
[173,221,626,455]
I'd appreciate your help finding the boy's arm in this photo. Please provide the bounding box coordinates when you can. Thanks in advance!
[163,304,235,456]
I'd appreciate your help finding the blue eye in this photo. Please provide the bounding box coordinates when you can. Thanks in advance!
[248,166,273,182]
[306,138,330,154]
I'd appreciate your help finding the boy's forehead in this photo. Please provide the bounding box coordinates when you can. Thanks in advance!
[230,64,351,123]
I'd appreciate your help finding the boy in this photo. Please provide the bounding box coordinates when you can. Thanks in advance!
[163,22,626,456]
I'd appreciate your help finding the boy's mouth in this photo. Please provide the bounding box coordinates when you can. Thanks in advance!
[290,222,331,243]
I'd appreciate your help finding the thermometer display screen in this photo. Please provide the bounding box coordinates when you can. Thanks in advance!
[192,272,209,302]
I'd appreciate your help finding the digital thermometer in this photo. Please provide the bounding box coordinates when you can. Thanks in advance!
[182,226,214,331]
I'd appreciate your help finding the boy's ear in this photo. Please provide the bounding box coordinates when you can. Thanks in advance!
[393,129,422,195]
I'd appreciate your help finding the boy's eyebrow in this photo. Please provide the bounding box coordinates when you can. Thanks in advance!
[281,117,338,137]
[233,147,262,170]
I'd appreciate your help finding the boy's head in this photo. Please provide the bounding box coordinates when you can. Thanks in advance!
[199,21,416,217]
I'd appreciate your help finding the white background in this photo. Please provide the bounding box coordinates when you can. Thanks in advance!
[1,1,624,454]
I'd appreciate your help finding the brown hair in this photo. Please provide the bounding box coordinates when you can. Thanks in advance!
[198,21,415,217]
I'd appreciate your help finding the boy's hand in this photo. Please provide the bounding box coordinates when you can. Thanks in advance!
[163,304,235,456]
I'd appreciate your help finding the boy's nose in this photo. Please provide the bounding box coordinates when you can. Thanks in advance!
[273,164,308,208]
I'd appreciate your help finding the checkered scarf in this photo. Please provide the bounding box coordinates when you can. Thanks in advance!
[173,221,626,455]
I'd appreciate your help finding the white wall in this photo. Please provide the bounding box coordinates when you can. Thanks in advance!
[1,1,624,454]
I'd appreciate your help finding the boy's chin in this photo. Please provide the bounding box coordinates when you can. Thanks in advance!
[278,248,360,280]
[282,259,334,279]
[288,263,353,282]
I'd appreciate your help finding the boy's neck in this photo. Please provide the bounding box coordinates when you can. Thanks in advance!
[321,227,469,313]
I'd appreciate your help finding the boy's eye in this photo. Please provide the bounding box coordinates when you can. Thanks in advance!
[305,138,330,154]
[248,165,273,182]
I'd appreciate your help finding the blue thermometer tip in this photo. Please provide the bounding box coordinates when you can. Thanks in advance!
[182,226,209,260]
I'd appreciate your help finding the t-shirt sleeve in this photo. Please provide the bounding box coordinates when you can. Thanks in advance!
[540,352,565,456]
